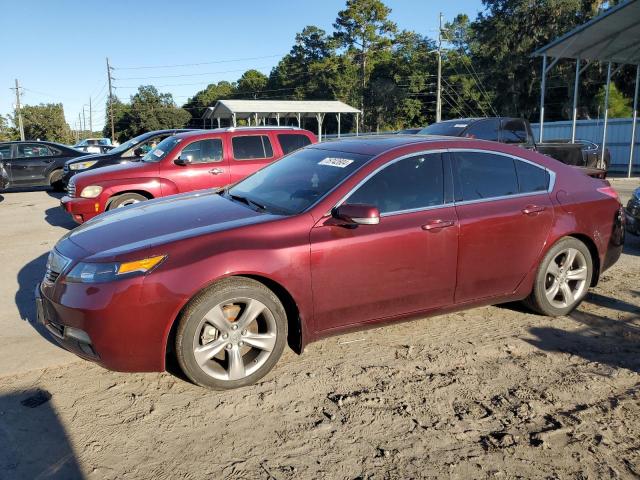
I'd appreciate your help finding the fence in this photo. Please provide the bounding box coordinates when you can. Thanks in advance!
[530,118,639,176]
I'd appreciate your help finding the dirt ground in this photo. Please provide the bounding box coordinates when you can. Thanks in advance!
[0,181,639,479]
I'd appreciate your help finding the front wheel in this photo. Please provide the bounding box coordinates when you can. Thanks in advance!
[107,192,147,210]
[175,278,288,389]
[49,169,65,192]
[525,237,593,316]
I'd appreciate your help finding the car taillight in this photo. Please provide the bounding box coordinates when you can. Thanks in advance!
[597,186,620,202]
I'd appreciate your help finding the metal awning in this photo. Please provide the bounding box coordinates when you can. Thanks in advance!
[201,100,361,140]
[533,0,640,176]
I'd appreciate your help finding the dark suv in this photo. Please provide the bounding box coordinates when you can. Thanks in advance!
[62,129,196,186]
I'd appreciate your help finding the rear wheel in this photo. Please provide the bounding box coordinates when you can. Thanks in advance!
[175,277,287,389]
[525,237,593,316]
[49,169,65,192]
[107,192,147,210]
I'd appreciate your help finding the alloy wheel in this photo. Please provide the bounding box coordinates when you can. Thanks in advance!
[543,247,588,309]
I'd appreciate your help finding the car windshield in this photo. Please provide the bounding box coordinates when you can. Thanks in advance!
[419,121,469,136]
[109,133,154,155]
[227,147,372,215]
[141,136,182,162]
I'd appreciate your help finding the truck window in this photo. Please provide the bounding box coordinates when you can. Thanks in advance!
[501,119,529,144]
[277,134,311,154]
[232,135,273,160]
[180,139,223,163]
[464,119,500,142]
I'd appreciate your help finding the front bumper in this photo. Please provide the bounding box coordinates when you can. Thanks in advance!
[60,195,101,224]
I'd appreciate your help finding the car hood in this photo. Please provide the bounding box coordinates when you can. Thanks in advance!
[72,161,156,186]
[65,152,116,165]
[62,190,280,258]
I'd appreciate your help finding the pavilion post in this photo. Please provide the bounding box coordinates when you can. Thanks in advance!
[539,54,547,143]
[203,118,205,128]
[276,113,280,126]
[232,113,236,127]
[356,113,359,136]
[601,62,612,169]
[316,113,325,141]
[217,118,221,128]
[296,113,301,128]
[254,113,259,126]
[337,113,341,138]
[571,57,581,143]
[629,64,640,178]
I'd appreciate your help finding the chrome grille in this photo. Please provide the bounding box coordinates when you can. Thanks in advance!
[67,179,76,197]
[43,250,71,285]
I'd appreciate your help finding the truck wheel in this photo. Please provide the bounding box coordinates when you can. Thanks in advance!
[107,193,147,210]
[524,237,593,317]
[49,169,65,192]
[175,277,288,389]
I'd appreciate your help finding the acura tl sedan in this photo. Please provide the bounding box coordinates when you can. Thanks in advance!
[36,136,624,389]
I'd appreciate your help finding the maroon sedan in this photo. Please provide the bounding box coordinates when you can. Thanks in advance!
[36,136,624,389]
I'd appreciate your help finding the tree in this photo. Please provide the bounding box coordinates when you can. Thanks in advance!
[595,83,632,118]
[19,103,73,143]
[182,81,236,125]
[333,0,397,129]
[103,96,131,142]
[237,70,268,98]
[0,114,16,141]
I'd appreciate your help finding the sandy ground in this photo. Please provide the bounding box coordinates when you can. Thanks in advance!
[0,180,638,479]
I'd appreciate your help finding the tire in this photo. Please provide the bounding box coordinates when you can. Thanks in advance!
[175,277,288,389]
[107,192,147,210]
[49,169,65,192]
[524,237,593,316]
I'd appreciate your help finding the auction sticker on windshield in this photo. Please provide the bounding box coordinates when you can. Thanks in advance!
[153,149,164,157]
[318,158,354,168]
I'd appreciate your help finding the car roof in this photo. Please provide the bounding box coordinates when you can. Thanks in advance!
[172,127,311,140]
[309,134,475,156]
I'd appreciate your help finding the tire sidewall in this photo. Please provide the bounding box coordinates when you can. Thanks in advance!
[533,237,593,316]
[108,193,147,210]
[176,279,287,390]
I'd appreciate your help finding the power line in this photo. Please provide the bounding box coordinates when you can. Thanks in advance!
[113,54,285,70]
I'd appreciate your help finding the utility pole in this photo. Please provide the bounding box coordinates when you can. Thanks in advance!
[82,105,87,138]
[436,12,443,123]
[78,113,82,139]
[13,79,25,141]
[89,97,93,134]
[106,57,115,141]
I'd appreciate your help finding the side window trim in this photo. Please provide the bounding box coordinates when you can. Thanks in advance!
[231,134,275,161]
[448,148,556,206]
[334,149,452,217]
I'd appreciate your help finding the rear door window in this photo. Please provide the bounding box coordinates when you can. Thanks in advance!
[180,139,223,163]
[0,145,12,160]
[464,119,500,142]
[346,154,444,214]
[454,151,518,201]
[277,134,311,154]
[232,135,274,160]
[515,160,549,193]
[16,144,56,158]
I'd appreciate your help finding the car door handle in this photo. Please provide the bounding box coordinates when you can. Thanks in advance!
[521,204,546,215]
[421,219,456,231]
[209,168,224,175]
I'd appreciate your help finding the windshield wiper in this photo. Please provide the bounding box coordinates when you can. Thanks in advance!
[228,192,268,212]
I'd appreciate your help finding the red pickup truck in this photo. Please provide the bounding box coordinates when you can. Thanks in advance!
[61,127,316,223]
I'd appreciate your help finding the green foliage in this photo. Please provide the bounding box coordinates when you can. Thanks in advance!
[19,103,73,143]
[595,83,632,118]
[0,114,17,141]
[237,70,268,98]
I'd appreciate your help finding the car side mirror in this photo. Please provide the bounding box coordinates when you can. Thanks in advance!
[332,204,380,225]
[174,154,193,166]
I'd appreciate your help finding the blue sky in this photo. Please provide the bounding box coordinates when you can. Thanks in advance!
[0,0,483,132]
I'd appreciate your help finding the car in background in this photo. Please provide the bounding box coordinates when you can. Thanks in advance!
[60,127,317,223]
[418,117,611,175]
[38,135,623,389]
[62,129,197,186]
[625,186,640,235]
[0,162,8,190]
[73,138,115,154]
[395,128,422,135]
[0,141,87,191]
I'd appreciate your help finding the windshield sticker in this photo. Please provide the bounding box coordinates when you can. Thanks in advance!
[454,124,468,128]
[153,149,164,157]
[311,173,319,188]
[318,157,354,168]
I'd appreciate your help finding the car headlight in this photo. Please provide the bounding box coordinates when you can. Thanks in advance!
[80,185,103,198]
[65,255,166,283]
[69,160,98,171]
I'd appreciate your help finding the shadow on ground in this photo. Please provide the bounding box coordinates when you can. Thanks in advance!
[624,231,640,256]
[527,292,640,374]
[0,390,83,479]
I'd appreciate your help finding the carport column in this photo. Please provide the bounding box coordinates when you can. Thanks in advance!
[232,113,237,127]
[601,62,613,169]
[539,54,547,143]
[355,113,359,136]
[296,113,301,128]
[571,58,581,143]
[217,118,221,128]
[276,112,280,126]
[254,113,259,126]
[337,113,341,138]
[316,113,325,141]
[629,65,640,178]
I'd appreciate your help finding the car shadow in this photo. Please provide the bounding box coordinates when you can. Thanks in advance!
[624,231,640,257]
[0,390,83,479]
[44,206,76,230]
[15,252,61,348]
[527,304,640,374]
[0,194,4,203]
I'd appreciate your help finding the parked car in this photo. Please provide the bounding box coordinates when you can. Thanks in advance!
[60,127,316,223]
[625,186,640,235]
[37,135,624,389]
[418,118,610,175]
[395,128,422,134]
[0,162,8,190]
[0,141,87,191]
[62,129,197,186]
[73,138,114,154]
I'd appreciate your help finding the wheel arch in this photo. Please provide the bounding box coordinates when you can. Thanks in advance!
[567,233,601,287]
[105,189,154,209]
